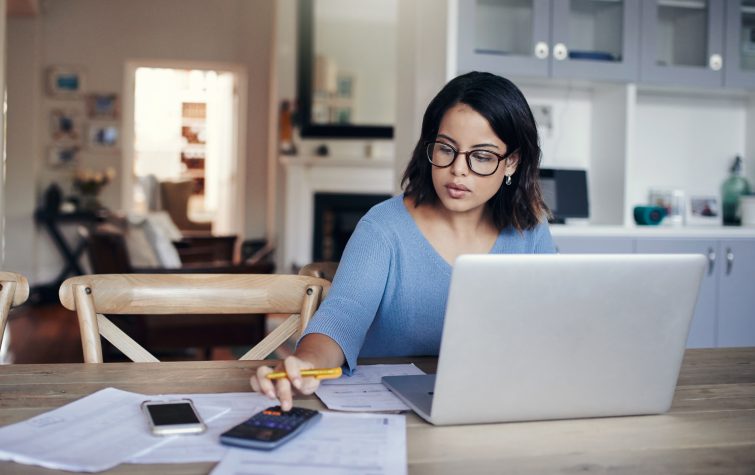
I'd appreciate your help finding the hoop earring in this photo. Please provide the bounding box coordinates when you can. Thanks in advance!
[505,175,512,186]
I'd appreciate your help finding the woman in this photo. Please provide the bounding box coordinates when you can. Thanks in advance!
[251,71,555,410]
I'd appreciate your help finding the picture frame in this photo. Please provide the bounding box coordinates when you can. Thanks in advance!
[46,66,86,98]
[86,121,120,151]
[648,188,685,226]
[686,195,722,226]
[47,145,80,167]
[50,109,83,142]
[86,93,119,119]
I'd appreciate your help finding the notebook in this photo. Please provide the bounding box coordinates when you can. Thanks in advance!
[382,253,706,425]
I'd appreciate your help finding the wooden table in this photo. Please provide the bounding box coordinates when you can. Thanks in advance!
[1,349,753,474]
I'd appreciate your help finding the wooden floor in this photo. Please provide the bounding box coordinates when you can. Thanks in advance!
[3,303,257,364]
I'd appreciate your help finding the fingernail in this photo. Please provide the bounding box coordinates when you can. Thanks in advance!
[292,378,302,389]
[266,391,275,399]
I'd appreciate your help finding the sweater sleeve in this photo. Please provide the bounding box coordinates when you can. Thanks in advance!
[534,222,557,254]
[299,218,392,372]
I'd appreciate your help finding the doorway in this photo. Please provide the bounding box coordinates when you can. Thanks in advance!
[123,61,247,236]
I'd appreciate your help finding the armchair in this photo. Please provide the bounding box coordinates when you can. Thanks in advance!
[159,179,212,233]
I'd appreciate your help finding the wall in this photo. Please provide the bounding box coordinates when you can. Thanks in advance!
[5,0,274,284]
[0,0,6,268]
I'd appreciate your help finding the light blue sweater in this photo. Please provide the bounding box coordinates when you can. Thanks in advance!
[301,194,556,371]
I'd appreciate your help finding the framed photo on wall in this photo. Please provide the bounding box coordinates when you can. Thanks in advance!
[86,93,119,119]
[47,145,80,167]
[50,109,82,142]
[46,66,86,98]
[87,121,120,151]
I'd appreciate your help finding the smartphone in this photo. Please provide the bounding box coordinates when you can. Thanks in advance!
[141,399,206,436]
[220,406,321,450]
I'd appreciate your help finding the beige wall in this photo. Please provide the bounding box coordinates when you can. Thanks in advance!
[0,0,6,268]
[5,0,274,283]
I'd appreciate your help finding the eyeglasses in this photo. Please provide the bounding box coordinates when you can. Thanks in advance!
[425,141,513,177]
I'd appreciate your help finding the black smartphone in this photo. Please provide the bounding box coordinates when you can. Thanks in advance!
[219,406,322,450]
[141,399,206,436]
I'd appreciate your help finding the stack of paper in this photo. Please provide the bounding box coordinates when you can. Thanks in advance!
[315,364,425,412]
[211,412,406,475]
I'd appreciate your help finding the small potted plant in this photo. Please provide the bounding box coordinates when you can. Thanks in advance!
[73,167,116,211]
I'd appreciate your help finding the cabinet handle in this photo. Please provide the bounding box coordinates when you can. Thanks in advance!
[707,247,716,275]
[726,248,734,275]
[553,43,568,61]
[534,42,549,59]
[709,54,723,71]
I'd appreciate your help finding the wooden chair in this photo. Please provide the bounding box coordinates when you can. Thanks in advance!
[58,274,330,363]
[298,261,339,282]
[0,272,30,363]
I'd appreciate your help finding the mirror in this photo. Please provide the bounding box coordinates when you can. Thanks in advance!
[298,0,396,138]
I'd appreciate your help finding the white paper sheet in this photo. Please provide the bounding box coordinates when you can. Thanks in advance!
[210,412,407,475]
[129,392,272,464]
[315,364,425,412]
[0,387,226,472]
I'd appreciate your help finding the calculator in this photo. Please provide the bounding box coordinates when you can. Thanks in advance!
[219,406,322,450]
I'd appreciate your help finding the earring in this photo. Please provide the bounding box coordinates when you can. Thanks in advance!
[505,175,512,186]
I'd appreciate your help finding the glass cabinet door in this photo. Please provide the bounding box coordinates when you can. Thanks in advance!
[724,0,755,87]
[457,0,551,78]
[551,0,640,81]
[640,0,725,87]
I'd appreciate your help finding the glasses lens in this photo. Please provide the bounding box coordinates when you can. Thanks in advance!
[468,150,501,176]
[428,142,456,167]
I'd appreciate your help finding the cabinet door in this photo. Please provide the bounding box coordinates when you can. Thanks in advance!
[553,236,635,253]
[635,238,718,348]
[551,0,641,81]
[716,239,755,346]
[457,0,551,77]
[639,0,726,87]
[724,0,755,87]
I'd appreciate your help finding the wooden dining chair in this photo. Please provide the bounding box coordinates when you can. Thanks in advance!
[58,274,330,363]
[298,261,339,282]
[0,272,30,363]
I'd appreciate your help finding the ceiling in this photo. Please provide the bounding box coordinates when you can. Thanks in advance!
[7,0,39,16]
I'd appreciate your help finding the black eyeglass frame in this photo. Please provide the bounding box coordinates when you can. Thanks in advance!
[425,141,516,177]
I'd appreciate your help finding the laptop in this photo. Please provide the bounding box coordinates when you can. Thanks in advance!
[382,254,706,425]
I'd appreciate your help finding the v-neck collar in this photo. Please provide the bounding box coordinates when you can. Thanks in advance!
[397,195,503,273]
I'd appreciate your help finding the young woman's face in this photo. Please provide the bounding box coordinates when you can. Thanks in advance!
[431,103,518,216]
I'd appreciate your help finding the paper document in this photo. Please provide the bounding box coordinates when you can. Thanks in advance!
[211,412,406,475]
[315,364,425,412]
[129,392,272,464]
[0,387,226,472]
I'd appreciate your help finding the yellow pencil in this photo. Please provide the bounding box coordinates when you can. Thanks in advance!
[265,367,343,380]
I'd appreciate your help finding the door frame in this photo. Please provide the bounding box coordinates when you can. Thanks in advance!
[122,59,248,238]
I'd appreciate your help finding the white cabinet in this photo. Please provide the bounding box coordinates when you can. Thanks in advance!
[554,231,755,348]
[554,235,635,254]
[457,0,641,82]
[716,239,755,346]
[634,238,719,348]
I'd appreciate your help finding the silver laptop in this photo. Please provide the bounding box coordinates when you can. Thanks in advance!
[382,254,706,425]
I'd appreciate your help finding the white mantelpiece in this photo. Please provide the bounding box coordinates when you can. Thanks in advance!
[281,156,396,271]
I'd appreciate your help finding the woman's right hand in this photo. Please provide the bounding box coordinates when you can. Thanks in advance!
[249,355,322,411]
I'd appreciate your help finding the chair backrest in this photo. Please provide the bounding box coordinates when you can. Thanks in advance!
[299,261,339,282]
[59,274,330,363]
[80,225,136,274]
[0,272,30,345]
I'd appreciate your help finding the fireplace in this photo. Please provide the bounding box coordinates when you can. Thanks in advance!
[281,156,395,271]
[313,192,392,261]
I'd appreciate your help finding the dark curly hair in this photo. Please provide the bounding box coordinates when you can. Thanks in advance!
[401,71,549,231]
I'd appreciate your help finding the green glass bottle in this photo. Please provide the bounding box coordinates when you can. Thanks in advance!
[721,156,752,225]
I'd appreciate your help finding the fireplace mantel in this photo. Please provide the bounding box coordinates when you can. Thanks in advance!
[281,156,396,271]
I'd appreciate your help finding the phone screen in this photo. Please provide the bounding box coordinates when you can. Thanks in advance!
[146,402,200,426]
